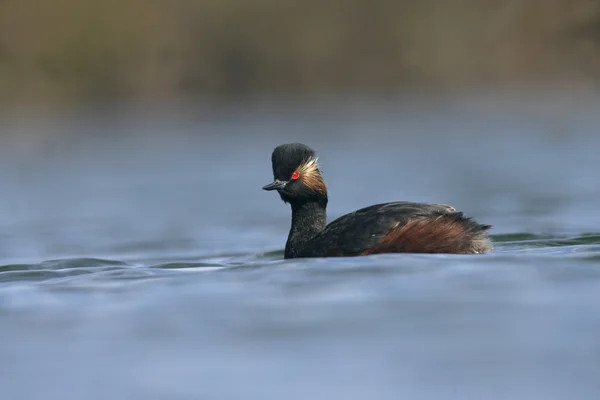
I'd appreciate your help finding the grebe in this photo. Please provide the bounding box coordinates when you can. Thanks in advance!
[262,143,493,259]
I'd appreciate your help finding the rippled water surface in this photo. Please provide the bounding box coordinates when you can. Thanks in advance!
[2,95,600,399]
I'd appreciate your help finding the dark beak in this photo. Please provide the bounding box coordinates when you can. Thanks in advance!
[262,180,287,191]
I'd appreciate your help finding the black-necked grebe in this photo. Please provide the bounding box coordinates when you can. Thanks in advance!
[262,143,493,259]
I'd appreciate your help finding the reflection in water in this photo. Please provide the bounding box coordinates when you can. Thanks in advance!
[1,95,600,399]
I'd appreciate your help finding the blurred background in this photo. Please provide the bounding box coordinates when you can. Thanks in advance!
[1,0,600,109]
[2,2,600,400]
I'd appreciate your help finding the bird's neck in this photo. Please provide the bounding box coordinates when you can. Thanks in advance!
[285,200,327,258]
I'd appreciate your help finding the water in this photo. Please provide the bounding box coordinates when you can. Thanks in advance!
[1,94,600,399]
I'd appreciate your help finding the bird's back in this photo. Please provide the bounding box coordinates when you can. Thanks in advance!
[297,202,492,257]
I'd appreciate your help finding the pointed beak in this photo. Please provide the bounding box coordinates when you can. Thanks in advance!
[262,180,287,191]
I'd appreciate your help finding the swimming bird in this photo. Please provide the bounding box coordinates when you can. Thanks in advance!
[262,143,493,259]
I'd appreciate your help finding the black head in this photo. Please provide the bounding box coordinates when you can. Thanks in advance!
[262,143,327,204]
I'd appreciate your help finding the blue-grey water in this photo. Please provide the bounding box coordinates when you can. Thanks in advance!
[1,94,600,399]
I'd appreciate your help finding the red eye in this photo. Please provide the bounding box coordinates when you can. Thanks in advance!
[291,171,299,180]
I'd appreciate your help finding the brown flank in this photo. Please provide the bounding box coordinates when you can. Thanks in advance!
[361,214,492,255]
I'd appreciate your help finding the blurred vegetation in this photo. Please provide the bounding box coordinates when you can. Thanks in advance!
[1,0,600,108]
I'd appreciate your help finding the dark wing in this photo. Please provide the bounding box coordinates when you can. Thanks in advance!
[301,201,480,257]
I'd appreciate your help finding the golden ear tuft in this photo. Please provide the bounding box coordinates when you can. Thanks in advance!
[297,157,327,194]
